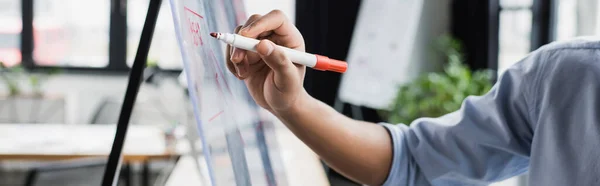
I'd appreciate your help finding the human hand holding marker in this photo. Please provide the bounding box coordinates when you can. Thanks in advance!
[217,10,345,112]
[223,10,311,112]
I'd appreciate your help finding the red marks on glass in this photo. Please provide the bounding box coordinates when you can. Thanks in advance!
[188,18,203,46]
[209,51,233,94]
[214,72,226,96]
[184,6,204,46]
[208,110,225,122]
[207,73,227,123]
[205,51,232,123]
[184,7,203,18]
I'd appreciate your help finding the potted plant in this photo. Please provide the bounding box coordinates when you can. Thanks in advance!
[0,62,63,123]
[0,63,23,96]
[384,36,494,125]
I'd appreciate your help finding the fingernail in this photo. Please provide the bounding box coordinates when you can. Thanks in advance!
[230,48,237,61]
[237,64,247,77]
[231,48,241,62]
[260,41,274,56]
[235,51,244,61]
[241,26,251,35]
[235,66,240,75]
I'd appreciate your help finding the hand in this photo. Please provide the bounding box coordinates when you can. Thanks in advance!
[226,10,307,113]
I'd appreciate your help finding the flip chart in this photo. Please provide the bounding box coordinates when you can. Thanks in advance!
[338,0,424,109]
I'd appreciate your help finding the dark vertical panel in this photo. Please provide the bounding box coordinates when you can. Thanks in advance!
[296,0,329,103]
[488,0,500,72]
[296,0,365,185]
[451,0,495,71]
[109,0,129,70]
[21,0,34,68]
[531,0,556,50]
[296,0,360,107]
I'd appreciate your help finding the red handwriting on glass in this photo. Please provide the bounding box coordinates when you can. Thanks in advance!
[188,18,202,46]
[184,7,204,46]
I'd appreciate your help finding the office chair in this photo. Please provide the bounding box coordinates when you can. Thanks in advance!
[24,158,107,186]
[90,97,123,124]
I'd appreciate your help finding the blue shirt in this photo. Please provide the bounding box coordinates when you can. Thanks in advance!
[382,38,600,186]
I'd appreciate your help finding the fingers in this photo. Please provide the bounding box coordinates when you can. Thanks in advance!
[256,39,298,91]
[226,46,239,78]
[231,15,263,79]
[227,25,266,80]
[246,14,263,27]
[239,10,295,38]
[231,14,262,63]
[256,40,286,70]
[228,11,299,82]
[227,56,265,80]
[227,25,243,78]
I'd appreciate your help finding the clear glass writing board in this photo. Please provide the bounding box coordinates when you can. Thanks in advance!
[168,0,287,185]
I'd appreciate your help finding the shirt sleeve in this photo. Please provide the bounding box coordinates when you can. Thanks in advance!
[381,51,543,186]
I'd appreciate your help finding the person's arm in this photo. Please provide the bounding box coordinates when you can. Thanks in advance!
[272,51,541,186]
[273,92,393,185]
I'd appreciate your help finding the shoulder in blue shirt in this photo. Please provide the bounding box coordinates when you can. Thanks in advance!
[382,37,600,186]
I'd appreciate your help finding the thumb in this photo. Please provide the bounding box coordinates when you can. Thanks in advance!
[256,39,299,90]
[256,40,293,71]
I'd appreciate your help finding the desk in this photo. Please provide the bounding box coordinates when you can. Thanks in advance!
[0,123,329,186]
[0,124,176,163]
[0,124,178,186]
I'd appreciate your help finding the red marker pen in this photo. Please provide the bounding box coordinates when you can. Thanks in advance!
[210,32,347,73]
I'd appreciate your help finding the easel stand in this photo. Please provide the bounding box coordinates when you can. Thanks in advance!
[102,0,162,185]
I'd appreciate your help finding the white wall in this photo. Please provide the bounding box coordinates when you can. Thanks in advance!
[244,0,295,22]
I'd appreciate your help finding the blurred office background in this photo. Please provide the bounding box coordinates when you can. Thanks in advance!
[0,0,596,185]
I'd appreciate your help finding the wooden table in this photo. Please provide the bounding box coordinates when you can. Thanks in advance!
[0,123,329,186]
[0,124,177,163]
[0,124,179,186]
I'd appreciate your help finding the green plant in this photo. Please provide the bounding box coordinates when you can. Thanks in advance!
[0,62,24,96]
[147,59,159,68]
[0,62,60,96]
[29,68,61,96]
[385,35,494,125]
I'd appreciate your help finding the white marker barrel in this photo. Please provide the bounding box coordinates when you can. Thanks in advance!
[215,33,346,73]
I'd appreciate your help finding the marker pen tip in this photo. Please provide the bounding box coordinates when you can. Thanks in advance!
[209,32,218,38]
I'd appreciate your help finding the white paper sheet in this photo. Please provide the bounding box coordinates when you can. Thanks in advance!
[338,0,424,109]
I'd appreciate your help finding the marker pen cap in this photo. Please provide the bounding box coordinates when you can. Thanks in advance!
[314,55,348,73]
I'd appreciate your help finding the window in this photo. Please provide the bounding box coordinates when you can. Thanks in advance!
[497,0,533,74]
[555,0,599,41]
[128,0,182,70]
[126,0,298,70]
[555,0,577,41]
[32,0,110,68]
[498,0,592,75]
[0,0,21,67]
[10,0,296,71]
